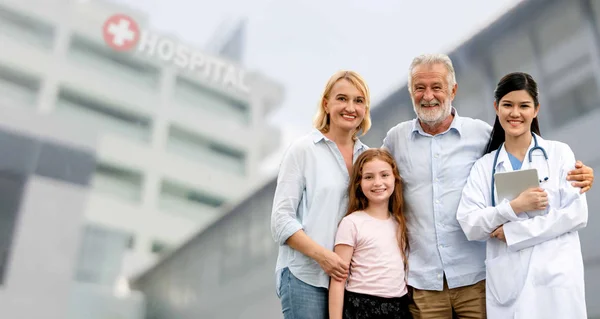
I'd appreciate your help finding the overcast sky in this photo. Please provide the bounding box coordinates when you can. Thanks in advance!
[109,0,522,174]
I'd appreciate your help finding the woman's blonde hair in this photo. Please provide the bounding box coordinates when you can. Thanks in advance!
[313,70,371,139]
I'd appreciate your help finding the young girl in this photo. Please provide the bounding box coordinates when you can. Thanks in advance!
[329,148,411,319]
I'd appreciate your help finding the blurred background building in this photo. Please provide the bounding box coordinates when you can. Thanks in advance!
[132,0,600,318]
[0,0,283,318]
[0,107,97,319]
[0,0,283,275]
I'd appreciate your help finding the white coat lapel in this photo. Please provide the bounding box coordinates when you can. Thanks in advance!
[495,145,513,173]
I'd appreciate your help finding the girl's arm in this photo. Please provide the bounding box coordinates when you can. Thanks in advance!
[329,244,353,319]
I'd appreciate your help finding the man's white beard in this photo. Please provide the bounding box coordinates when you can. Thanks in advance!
[413,98,452,126]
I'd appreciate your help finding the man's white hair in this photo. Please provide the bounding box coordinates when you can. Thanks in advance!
[407,54,457,93]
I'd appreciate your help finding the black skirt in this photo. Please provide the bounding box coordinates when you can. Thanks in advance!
[343,290,412,319]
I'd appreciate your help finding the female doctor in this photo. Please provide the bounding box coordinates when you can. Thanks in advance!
[457,72,589,319]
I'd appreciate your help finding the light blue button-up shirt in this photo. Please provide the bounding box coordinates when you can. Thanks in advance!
[271,129,368,293]
[382,109,492,291]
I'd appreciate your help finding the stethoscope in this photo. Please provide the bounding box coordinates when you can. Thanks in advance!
[491,133,549,206]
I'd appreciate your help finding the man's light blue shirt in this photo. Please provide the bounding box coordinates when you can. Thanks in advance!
[271,129,368,293]
[383,109,492,291]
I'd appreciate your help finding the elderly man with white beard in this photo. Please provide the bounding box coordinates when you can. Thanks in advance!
[381,53,595,319]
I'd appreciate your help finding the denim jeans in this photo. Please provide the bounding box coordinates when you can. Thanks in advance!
[279,267,328,319]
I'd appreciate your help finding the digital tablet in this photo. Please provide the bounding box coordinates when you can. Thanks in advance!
[494,168,545,217]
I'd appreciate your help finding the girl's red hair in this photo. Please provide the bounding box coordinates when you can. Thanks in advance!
[345,148,409,273]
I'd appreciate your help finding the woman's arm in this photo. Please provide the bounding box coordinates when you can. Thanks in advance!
[287,231,348,282]
[270,144,348,281]
[270,145,305,245]
[329,244,353,319]
[503,144,588,251]
[457,159,522,241]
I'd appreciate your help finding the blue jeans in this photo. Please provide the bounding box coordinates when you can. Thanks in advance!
[279,267,328,319]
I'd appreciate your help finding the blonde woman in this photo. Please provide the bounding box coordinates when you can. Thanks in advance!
[271,70,372,319]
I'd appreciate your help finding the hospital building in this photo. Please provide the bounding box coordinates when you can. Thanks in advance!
[0,0,283,318]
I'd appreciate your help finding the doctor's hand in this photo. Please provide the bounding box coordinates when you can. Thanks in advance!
[491,226,506,243]
[510,187,548,214]
[567,161,594,194]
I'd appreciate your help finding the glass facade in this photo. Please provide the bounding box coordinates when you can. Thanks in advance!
[55,89,153,143]
[172,76,250,125]
[158,179,224,220]
[166,125,246,175]
[75,224,130,285]
[67,35,160,89]
[0,4,55,49]
[91,162,144,203]
[0,65,40,108]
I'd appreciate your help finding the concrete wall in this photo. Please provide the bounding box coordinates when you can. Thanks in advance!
[0,106,97,319]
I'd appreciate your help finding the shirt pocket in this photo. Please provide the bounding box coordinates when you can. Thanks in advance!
[485,252,527,306]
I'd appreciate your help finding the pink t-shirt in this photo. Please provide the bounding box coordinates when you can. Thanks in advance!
[334,211,408,298]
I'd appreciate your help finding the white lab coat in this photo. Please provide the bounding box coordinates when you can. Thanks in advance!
[457,134,588,319]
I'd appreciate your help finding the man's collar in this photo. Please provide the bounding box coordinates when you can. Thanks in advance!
[411,107,462,137]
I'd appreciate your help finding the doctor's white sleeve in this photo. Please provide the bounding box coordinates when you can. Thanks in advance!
[270,144,305,246]
[503,144,588,252]
[457,159,521,241]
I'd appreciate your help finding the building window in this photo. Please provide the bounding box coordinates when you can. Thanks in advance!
[158,180,224,219]
[592,0,600,34]
[55,88,152,142]
[548,74,599,127]
[533,2,587,79]
[127,234,135,250]
[172,76,250,125]
[0,64,40,108]
[166,126,246,175]
[151,240,169,255]
[534,2,582,55]
[0,4,55,49]
[0,173,26,285]
[74,224,132,285]
[67,35,160,89]
[91,162,143,202]
[489,28,538,80]
[453,64,493,121]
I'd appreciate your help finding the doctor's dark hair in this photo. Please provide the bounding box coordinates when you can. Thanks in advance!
[485,72,542,153]
[345,148,409,274]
